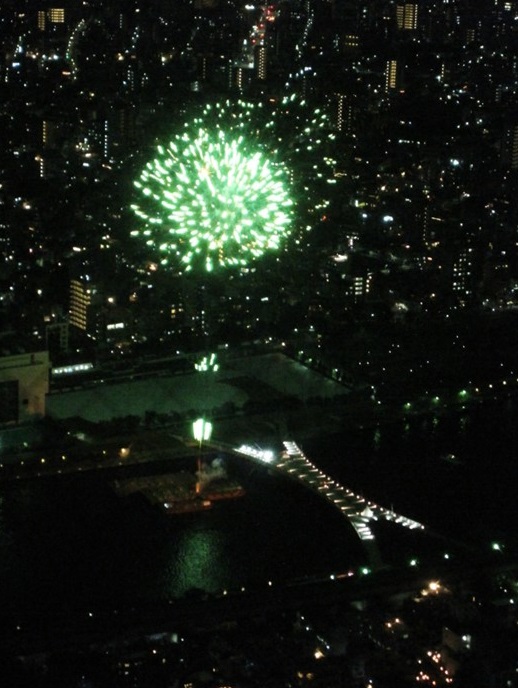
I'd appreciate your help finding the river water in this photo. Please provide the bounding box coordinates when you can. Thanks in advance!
[0,397,516,619]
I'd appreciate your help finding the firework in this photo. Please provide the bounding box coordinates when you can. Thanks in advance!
[131,97,335,272]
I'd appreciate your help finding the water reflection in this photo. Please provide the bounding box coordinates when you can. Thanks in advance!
[1,396,517,616]
[165,527,229,598]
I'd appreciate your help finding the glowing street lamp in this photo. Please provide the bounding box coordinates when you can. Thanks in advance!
[192,418,213,494]
[193,417,212,444]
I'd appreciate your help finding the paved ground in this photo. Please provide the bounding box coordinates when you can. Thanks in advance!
[46,353,347,423]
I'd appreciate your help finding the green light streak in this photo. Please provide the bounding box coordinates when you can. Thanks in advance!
[132,98,336,273]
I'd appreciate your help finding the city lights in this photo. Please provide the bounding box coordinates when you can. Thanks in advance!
[235,444,276,463]
[1,2,517,684]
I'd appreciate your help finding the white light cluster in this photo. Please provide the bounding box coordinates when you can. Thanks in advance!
[235,444,276,463]
[52,362,93,376]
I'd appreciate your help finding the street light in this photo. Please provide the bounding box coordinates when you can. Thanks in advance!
[192,418,213,444]
[192,418,213,494]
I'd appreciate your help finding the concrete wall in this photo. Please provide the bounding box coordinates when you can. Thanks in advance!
[0,351,50,423]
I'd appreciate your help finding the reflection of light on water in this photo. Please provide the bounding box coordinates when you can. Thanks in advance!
[165,528,229,598]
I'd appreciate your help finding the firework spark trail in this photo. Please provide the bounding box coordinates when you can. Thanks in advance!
[131,97,335,273]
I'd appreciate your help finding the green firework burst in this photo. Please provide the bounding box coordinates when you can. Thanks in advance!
[131,97,335,273]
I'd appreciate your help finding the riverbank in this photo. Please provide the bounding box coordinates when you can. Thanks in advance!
[1,381,515,484]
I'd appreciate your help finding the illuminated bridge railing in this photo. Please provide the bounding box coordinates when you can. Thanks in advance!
[233,440,425,543]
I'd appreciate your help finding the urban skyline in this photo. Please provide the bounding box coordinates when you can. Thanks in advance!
[0,1,516,360]
[0,2,517,687]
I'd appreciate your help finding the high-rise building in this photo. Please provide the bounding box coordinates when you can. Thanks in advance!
[342,33,359,53]
[37,11,46,31]
[346,272,373,304]
[385,59,401,91]
[336,92,357,133]
[396,3,418,31]
[69,277,96,335]
[42,119,61,149]
[501,121,518,170]
[255,45,267,81]
[38,7,66,31]
[45,320,69,355]
[452,247,475,299]
[48,8,65,23]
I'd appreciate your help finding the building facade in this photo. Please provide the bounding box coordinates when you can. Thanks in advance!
[0,351,50,425]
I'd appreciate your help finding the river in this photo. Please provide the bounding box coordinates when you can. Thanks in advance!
[0,396,516,621]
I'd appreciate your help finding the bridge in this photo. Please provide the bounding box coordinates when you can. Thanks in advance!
[210,438,426,570]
